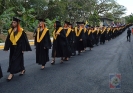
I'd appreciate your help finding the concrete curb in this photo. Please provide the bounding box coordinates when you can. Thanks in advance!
[0,38,53,50]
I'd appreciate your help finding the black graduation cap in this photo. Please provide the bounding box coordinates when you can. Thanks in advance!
[64,21,70,25]
[76,22,82,24]
[82,21,85,25]
[56,20,61,27]
[13,17,21,22]
[69,23,72,25]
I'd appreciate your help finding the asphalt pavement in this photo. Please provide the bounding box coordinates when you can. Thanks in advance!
[0,27,133,93]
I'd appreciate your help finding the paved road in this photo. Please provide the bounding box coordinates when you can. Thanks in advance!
[0,27,133,93]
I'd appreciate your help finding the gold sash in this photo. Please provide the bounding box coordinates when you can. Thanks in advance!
[37,28,48,43]
[75,27,83,36]
[66,28,71,37]
[53,27,63,40]
[88,30,91,35]
[84,28,87,33]
[107,28,110,33]
[8,28,23,45]
[97,29,99,34]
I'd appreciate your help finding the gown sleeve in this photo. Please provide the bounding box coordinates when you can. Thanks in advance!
[21,31,32,51]
[4,33,11,50]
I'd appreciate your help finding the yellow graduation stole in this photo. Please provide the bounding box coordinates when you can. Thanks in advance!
[37,27,48,43]
[84,28,87,33]
[113,29,116,33]
[88,30,91,35]
[8,28,23,45]
[101,28,106,34]
[97,29,99,34]
[107,28,110,33]
[92,29,96,33]
[75,27,83,36]
[53,27,63,40]
[66,28,72,37]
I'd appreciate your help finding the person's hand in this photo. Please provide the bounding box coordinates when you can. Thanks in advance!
[22,51,24,53]
[44,47,46,49]
[73,41,75,43]
[80,39,82,41]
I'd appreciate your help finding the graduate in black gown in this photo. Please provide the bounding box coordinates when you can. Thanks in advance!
[4,17,32,82]
[35,19,51,69]
[100,26,106,44]
[69,23,76,56]
[51,21,68,64]
[82,22,88,52]
[75,22,85,55]
[63,21,72,61]
[87,27,94,50]
[0,65,3,79]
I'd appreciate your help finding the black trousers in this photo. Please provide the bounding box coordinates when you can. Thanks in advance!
[127,35,131,41]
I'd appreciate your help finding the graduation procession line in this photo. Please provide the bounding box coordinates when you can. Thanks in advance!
[0,17,132,81]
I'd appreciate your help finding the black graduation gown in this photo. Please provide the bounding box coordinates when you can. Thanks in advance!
[71,30,76,55]
[52,28,68,57]
[4,30,32,74]
[35,29,51,66]
[87,32,93,48]
[83,30,88,48]
[33,29,37,46]
[64,29,72,57]
[93,31,97,45]
[100,31,106,44]
[76,29,85,51]
[0,65,3,78]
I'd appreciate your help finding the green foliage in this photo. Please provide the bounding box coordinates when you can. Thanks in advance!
[0,39,4,43]
[0,0,127,34]
[125,14,133,24]
[45,18,56,36]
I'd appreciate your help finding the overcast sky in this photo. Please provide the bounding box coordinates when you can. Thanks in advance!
[116,0,133,16]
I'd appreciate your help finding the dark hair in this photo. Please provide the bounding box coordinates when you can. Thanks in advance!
[56,21,61,28]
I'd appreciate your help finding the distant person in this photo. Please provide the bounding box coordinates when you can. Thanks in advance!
[127,28,131,42]
[0,65,3,79]
[132,28,133,35]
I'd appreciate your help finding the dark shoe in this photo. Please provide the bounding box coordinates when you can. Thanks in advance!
[60,60,63,64]
[19,70,25,76]
[51,60,55,65]
[40,66,45,70]
[7,75,14,82]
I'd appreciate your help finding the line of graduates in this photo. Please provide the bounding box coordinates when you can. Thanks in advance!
[0,16,132,82]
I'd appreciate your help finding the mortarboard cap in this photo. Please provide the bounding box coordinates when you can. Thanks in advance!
[55,20,61,27]
[37,18,45,22]
[76,22,82,24]
[13,17,21,22]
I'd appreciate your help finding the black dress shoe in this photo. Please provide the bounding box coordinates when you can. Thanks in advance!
[51,60,55,65]
[60,60,63,64]
[40,67,45,70]
[19,70,25,76]
[7,75,14,82]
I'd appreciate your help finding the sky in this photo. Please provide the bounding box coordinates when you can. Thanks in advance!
[116,0,133,16]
